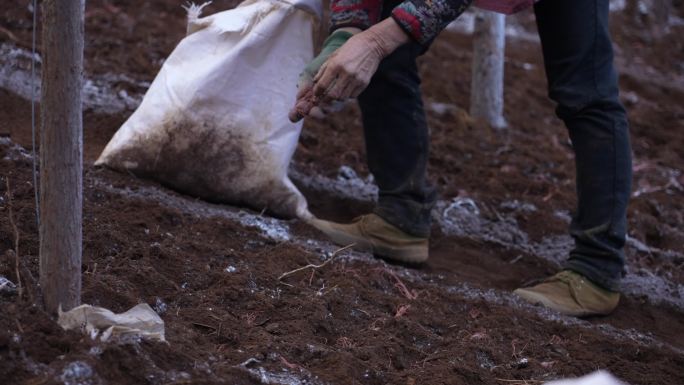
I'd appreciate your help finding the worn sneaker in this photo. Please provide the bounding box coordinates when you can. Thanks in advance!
[308,214,428,263]
[514,271,619,317]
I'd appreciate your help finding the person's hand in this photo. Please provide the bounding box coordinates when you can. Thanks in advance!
[311,31,385,105]
[313,18,411,104]
[290,18,410,122]
[289,30,355,122]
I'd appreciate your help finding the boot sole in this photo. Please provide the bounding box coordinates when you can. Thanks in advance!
[513,288,581,316]
[513,288,614,317]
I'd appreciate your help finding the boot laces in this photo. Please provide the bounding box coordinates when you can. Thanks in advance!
[549,271,585,304]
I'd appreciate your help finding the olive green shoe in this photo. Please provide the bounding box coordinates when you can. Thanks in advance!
[514,271,620,317]
[308,214,429,263]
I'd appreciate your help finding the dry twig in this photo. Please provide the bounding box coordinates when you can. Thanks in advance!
[386,270,418,300]
[511,339,528,359]
[421,350,447,368]
[5,178,23,299]
[394,304,411,318]
[335,336,355,349]
[191,322,216,331]
[278,244,354,281]
[0,25,30,49]
[279,355,305,371]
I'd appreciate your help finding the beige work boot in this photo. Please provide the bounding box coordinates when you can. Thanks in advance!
[308,214,429,263]
[514,271,620,317]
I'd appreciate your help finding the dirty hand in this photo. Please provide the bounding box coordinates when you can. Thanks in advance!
[289,18,410,122]
[288,30,355,122]
[312,18,410,106]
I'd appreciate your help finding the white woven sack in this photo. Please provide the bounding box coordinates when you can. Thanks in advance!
[96,0,322,219]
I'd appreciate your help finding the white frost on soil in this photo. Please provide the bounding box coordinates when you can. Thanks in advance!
[241,367,321,385]
[0,43,145,114]
[0,275,17,295]
[90,178,293,242]
[435,197,530,248]
[626,235,684,261]
[59,361,100,385]
[609,0,626,12]
[427,101,459,116]
[238,212,293,242]
[289,166,378,203]
[0,137,32,161]
[621,269,684,308]
[499,199,537,212]
[237,358,327,385]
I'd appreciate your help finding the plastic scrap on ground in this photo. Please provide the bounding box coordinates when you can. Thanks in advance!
[57,303,165,342]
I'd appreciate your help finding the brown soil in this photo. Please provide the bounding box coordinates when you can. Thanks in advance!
[1,1,683,385]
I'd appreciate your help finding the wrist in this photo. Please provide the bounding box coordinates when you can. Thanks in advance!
[365,18,410,58]
[303,30,355,80]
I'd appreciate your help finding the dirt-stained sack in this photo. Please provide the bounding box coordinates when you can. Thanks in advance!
[96,0,322,219]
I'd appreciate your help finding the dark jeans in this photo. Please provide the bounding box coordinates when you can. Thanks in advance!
[357,0,631,291]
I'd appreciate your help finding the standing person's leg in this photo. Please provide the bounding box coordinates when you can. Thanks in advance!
[515,0,632,316]
[358,41,437,238]
[359,0,436,238]
[308,0,436,263]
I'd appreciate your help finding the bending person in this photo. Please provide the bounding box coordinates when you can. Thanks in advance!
[290,0,632,317]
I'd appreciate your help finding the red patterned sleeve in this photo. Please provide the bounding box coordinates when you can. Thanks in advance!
[330,0,474,46]
[391,0,473,45]
[330,0,384,31]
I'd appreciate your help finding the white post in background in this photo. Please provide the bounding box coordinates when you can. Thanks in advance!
[470,10,507,129]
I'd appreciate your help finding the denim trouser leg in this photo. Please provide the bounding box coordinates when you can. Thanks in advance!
[357,41,437,238]
[535,0,632,291]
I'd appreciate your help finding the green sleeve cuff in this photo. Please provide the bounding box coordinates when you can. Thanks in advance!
[303,30,355,79]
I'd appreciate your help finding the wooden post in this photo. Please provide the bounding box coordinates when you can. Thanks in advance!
[470,10,507,129]
[39,0,84,314]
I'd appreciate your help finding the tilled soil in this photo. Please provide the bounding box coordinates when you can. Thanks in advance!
[1,1,683,384]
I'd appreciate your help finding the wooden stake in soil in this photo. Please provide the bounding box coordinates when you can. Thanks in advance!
[39,0,84,314]
[470,9,507,129]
